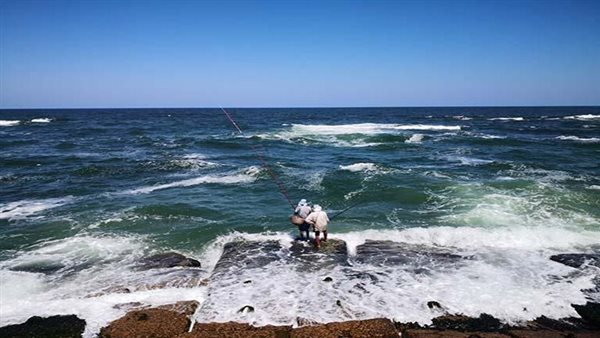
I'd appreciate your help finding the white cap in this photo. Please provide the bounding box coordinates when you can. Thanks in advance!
[313,204,322,212]
[298,199,307,206]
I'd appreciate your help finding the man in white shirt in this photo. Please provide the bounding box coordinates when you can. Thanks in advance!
[294,199,312,240]
[304,204,329,249]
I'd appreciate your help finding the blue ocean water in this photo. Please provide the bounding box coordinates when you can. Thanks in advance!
[0,107,599,335]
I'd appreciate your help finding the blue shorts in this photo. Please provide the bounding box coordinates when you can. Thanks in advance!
[299,222,310,231]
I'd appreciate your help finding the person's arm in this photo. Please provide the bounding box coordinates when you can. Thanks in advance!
[305,213,316,224]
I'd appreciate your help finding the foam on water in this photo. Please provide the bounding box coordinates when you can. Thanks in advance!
[489,117,525,121]
[405,134,424,143]
[564,114,600,120]
[556,135,600,143]
[0,233,206,337]
[125,166,261,194]
[339,163,378,173]
[31,118,52,123]
[289,123,461,135]
[192,226,598,327]
[0,197,73,220]
[0,120,20,126]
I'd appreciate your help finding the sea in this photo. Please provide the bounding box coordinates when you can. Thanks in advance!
[0,107,599,336]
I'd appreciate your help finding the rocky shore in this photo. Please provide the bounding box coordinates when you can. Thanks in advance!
[1,300,599,338]
[2,245,599,337]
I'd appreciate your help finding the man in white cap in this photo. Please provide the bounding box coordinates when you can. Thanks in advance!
[294,199,312,240]
[305,204,329,249]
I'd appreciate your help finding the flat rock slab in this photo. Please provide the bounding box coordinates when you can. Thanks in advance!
[99,308,191,338]
[212,240,283,277]
[291,318,398,338]
[572,302,600,328]
[140,252,201,270]
[178,322,291,338]
[354,240,468,271]
[431,314,503,331]
[0,315,85,338]
[403,329,509,338]
[288,239,349,270]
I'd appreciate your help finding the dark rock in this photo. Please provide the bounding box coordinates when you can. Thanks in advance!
[140,252,201,270]
[99,308,190,338]
[0,315,85,338]
[290,318,398,338]
[156,301,200,316]
[244,280,252,284]
[428,301,443,310]
[550,254,600,269]
[336,300,342,307]
[238,305,255,313]
[288,239,348,270]
[323,276,333,282]
[402,329,508,337]
[354,240,468,271]
[573,302,600,328]
[296,317,320,327]
[181,322,291,338]
[212,241,282,277]
[431,313,503,332]
[530,315,586,330]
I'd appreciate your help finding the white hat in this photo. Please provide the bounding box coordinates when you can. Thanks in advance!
[313,204,322,212]
[298,199,307,206]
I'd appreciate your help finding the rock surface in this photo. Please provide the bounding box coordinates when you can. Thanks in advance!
[179,322,291,338]
[550,254,600,269]
[99,308,191,338]
[572,302,600,328]
[0,315,85,338]
[140,252,201,270]
[290,318,398,338]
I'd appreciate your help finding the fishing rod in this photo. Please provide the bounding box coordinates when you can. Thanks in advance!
[220,107,295,210]
[329,199,362,221]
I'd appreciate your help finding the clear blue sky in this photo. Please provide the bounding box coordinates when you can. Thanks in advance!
[1,0,599,108]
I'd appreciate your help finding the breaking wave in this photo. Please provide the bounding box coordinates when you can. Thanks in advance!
[31,118,52,123]
[0,120,20,127]
[564,114,600,120]
[124,166,261,194]
[0,197,73,221]
[556,136,599,143]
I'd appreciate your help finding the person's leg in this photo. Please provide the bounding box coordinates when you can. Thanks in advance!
[314,230,321,249]
[298,226,304,239]
[323,230,327,241]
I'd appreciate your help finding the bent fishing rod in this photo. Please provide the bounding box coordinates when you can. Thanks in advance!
[220,107,295,210]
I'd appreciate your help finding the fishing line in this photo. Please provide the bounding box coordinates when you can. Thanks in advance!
[220,107,295,210]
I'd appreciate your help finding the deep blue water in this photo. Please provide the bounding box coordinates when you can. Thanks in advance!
[1,107,599,335]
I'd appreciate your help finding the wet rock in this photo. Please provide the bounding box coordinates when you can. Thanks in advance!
[180,322,291,338]
[431,314,503,331]
[238,305,255,313]
[212,240,283,277]
[402,329,508,337]
[572,302,600,328]
[244,280,252,284]
[296,317,320,327]
[290,318,398,338]
[323,276,333,282]
[427,301,443,310]
[0,315,85,338]
[99,308,190,338]
[156,300,200,316]
[140,252,201,270]
[529,315,586,330]
[354,240,468,270]
[288,239,348,270]
[550,254,600,269]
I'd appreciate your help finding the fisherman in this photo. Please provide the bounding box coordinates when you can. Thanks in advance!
[304,204,329,249]
[294,199,312,240]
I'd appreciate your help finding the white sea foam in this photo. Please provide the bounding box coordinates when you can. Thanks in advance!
[170,153,220,169]
[193,226,598,327]
[587,185,600,190]
[564,114,600,120]
[0,120,20,126]
[31,118,52,123]
[290,123,461,135]
[489,117,524,121]
[556,135,600,143]
[0,197,73,220]
[339,163,378,173]
[0,233,207,337]
[125,166,261,194]
[405,133,424,143]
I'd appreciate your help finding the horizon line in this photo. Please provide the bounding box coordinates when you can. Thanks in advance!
[1,104,599,110]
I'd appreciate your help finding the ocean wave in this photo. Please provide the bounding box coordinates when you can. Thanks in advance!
[0,120,20,127]
[124,166,261,194]
[0,197,73,220]
[31,118,52,123]
[488,117,524,121]
[405,133,424,143]
[339,162,378,173]
[556,135,600,143]
[564,114,600,120]
[290,123,461,135]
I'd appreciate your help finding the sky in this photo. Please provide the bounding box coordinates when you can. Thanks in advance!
[0,0,599,108]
